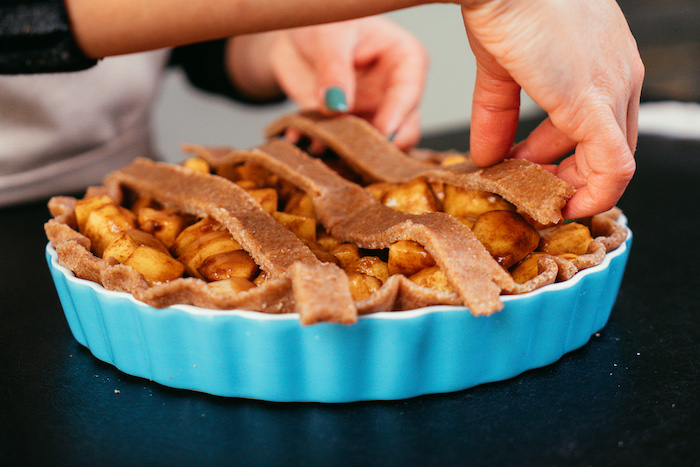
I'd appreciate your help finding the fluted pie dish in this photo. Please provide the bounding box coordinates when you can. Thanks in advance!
[44,112,631,402]
[46,219,629,402]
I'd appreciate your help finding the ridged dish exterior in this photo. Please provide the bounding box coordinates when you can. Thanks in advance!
[46,228,631,402]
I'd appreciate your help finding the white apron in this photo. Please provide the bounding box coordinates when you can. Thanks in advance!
[0,50,170,207]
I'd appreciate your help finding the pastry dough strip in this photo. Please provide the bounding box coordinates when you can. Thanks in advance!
[266,112,575,225]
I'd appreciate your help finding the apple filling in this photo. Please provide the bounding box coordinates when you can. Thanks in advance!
[70,154,596,300]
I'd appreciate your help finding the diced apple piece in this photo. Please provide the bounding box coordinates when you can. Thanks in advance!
[332,243,361,270]
[123,245,185,285]
[388,240,436,277]
[383,180,440,215]
[274,181,300,205]
[538,222,593,255]
[197,250,259,281]
[129,195,156,215]
[74,194,117,234]
[440,154,469,166]
[284,191,315,219]
[510,252,580,284]
[443,186,515,220]
[346,272,382,301]
[182,157,210,174]
[472,210,540,269]
[272,211,316,243]
[509,253,545,284]
[347,256,389,283]
[317,231,342,252]
[103,229,168,263]
[170,217,221,257]
[208,277,257,294]
[247,188,278,214]
[234,163,273,188]
[409,266,454,292]
[236,179,257,190]
[365,182,395,202]
[177,230,242,279]
[253,270,271,286]
[83,204,137,257]
[137,207,187,249]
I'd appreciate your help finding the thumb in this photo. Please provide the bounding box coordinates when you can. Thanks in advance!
[466,29,521,167]
[470,65,521,166]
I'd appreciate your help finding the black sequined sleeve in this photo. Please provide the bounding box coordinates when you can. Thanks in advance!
[0,0,98,74]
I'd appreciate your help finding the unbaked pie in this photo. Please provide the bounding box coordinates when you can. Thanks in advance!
[45,112,627,325]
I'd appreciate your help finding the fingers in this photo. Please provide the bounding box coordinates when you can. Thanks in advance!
[509,116,577,164]
[561,167,634,219]
[370,68,425,139]
[369,42,428,138]
[273,26,357,114]
[625,82,643,154]
[316,62,355,115]
[466,31,521,167]
[275,18,427,150]
[515,111,637,218]
[469,69,521,167]
[388,108,421,150]
[555,129,636,219]
[303,27,357,114]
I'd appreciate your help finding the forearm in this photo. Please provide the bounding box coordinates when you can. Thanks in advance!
[64,0,432,58]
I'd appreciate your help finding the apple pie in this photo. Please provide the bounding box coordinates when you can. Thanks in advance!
[45,112,627,325]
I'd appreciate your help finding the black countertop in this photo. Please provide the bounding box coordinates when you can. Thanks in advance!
[1,123,698,466]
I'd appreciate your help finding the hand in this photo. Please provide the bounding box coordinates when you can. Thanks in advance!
[268,17,429,150]
[461,0,644,218]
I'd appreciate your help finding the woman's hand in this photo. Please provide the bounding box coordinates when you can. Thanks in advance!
[228,17,429,150]
[461,0,644,218]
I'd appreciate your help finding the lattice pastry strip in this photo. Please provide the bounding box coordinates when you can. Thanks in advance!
[46,160,357,325]
[266,112,575,226]
[263,112,626,281]
[186,139,564,316]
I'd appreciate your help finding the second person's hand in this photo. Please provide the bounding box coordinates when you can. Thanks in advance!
[271,17,429,150]
[228,17,429,151]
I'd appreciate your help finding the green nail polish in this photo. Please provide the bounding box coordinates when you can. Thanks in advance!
[387,132,397,142]
[325,87,348,112]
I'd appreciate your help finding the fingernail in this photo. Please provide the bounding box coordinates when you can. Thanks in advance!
[324,87,348,113]
[386,132,397,142]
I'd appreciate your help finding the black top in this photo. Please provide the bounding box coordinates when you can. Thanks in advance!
[1,119,698,465]
[0,0,97,73]
[0,1,275,104]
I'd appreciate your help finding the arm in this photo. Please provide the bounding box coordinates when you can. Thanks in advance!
[63,0,429,59]
[63,0,431,147]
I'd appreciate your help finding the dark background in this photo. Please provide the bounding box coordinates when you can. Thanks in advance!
[617,0,700,103]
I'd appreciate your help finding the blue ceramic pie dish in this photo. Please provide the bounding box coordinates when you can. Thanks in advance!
[46,220,631,402]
